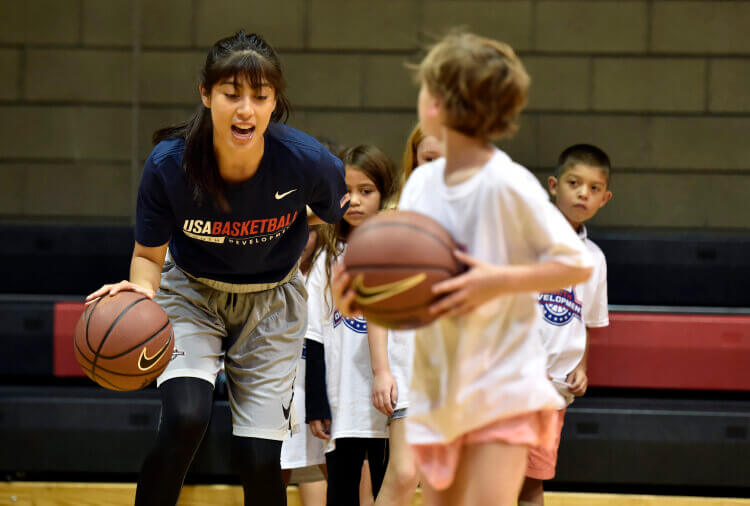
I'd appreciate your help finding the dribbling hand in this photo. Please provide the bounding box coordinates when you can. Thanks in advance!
[86,280,155,305]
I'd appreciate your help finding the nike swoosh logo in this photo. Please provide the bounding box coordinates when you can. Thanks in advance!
[137,335,172,371]
[275,189,298,200]
[282,390,294,420]
[352,273,427,305]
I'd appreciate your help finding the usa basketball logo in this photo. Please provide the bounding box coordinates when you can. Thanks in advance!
[333,310,368,334]
[538,288,582,326]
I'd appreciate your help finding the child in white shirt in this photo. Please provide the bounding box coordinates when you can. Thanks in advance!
[520,144,613,506]
[333,32,593,506]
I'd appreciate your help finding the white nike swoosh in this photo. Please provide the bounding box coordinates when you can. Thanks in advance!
[275,189,298,200]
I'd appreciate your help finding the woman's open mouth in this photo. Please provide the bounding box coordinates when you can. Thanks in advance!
[231,125,255,141]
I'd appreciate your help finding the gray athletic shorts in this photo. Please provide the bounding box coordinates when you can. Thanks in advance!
[155,258,307,440]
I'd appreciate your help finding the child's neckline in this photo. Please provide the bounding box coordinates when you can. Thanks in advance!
[439,148,500,193]
[443,166,484,186]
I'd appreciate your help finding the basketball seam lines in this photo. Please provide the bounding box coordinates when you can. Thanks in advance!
[79,357,170,391]
[353,221,463,273]
[78,352,171,378]
[96,320,171,359]
[84,297,102,357]
[90,296,148,378]
[357,221,452,252]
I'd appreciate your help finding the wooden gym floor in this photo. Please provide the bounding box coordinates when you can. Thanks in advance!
[1,483,749,506]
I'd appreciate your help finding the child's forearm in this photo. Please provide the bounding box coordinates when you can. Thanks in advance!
[500,261,591,295]
[579,328,590,370]
[367,323,391,375]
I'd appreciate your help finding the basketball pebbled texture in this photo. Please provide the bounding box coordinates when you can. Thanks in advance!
[74,291,174,391]
[343,210,465,329]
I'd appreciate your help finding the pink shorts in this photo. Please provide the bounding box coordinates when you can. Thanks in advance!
[410,410,559,491]
[526,408,566,480]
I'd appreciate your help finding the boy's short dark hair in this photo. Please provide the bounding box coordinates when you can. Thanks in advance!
[555,144,611,186]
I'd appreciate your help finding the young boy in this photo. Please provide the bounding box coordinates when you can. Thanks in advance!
[519,144,613,506]
[333,33,593,506]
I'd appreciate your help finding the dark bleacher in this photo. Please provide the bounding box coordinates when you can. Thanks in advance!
[2,224,750,306]
[591,227,750,308]
[0,224,132,296]
[0,224,749,494]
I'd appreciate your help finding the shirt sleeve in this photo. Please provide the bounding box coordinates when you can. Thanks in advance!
[397,166,425,211]
[304,338,332,422]
[135,153,174,247]
[507,180,593,269]
[307,150,348,224]
[585,253,610,328]
[304,254,330,344]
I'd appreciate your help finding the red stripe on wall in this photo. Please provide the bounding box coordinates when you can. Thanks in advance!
[53,302,86,377]
[53,302,750,391]
[588,312,750,391]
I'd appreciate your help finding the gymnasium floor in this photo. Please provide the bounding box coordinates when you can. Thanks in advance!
[2,483,749,506]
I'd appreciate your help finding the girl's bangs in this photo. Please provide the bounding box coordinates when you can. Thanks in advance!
[211,50,282,91]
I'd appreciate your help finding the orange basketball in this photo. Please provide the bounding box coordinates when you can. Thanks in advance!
[74,291,173,391]
[343,210,465,329]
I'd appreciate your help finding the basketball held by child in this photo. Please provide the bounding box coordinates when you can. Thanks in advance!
[74,291,173,391]
[343,210,464,329]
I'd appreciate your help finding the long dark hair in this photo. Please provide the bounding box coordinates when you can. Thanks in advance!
[152,30,291,211]
[317,145,400,300]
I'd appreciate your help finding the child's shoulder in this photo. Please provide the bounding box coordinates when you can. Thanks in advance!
[485,149,547,199]
[401,158,443,197]
[410,158,444,182]
[583,236,607,268]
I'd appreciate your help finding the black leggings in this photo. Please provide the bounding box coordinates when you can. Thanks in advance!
[134,377,286,506]
[325,437,389,506]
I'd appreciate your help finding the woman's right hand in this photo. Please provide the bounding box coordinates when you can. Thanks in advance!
[309,419,331,440]
[85,280,155,305]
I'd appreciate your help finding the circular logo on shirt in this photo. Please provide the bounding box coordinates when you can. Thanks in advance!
[538,288,582,326]
[333,310,368,334]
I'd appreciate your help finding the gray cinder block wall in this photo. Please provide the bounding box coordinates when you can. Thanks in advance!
[0,0,748,229]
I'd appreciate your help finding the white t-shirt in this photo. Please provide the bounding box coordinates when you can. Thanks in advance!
[398,148,593,445]
[305,250,390,442]
[538,226,609,405]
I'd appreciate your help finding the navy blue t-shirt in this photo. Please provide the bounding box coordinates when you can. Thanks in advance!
[135,123,347,284]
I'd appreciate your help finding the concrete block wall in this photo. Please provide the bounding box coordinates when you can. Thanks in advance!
[0,0,748,229]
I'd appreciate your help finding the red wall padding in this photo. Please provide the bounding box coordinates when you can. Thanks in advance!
[54,301,750,390]
[587,312,750,391]
[53,302,86,377]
